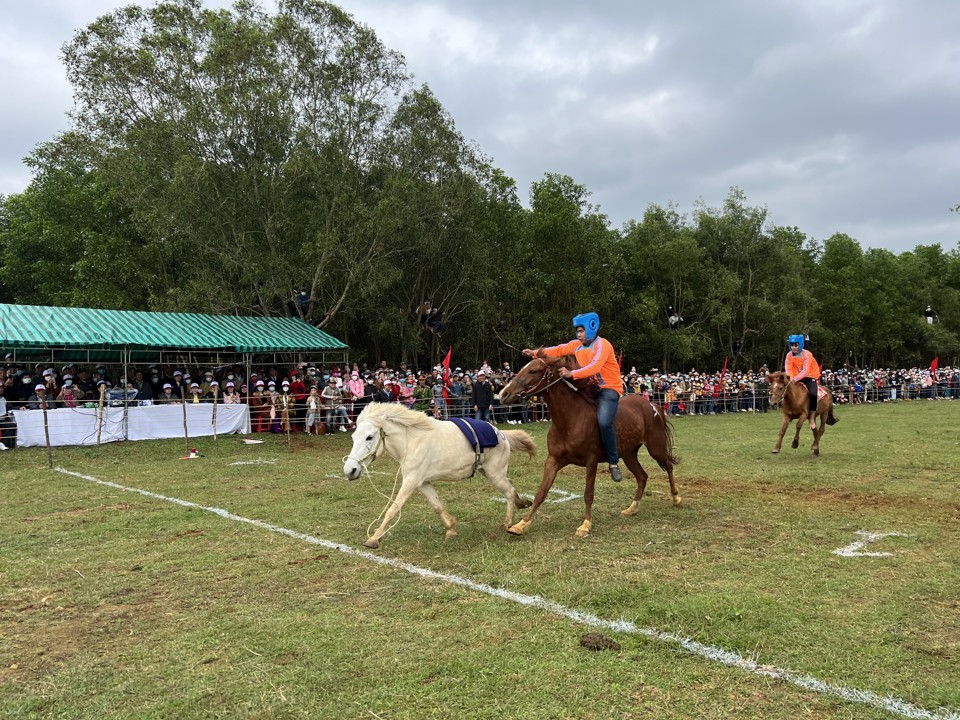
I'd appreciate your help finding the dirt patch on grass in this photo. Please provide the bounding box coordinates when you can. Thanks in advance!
[681,475,960,519]
[0,593,162,685]
[24,503,134,521]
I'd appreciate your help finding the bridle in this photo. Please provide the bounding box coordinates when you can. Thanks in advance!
[509,359,575,400]
[769,380,788,405]
[345,425,387,474]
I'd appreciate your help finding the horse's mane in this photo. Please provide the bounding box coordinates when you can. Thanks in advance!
[546,354,600,406]
[357,402,435,430]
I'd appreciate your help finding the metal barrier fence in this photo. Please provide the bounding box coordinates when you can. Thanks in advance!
[5,381,958,452]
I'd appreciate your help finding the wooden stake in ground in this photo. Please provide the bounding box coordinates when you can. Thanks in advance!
[96,384,106,447]
[212,386,219,440]
[181,394,190,457]
[41,394,53,469]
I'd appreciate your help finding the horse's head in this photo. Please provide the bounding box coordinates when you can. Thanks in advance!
[499,357,551,405]
[343,414,385,481]
[767,371,789,405]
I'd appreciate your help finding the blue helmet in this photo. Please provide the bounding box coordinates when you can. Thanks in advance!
[573,312,600,342]
[787,334,804,351]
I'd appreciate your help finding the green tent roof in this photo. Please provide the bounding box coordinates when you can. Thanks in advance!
[0,303,348,353]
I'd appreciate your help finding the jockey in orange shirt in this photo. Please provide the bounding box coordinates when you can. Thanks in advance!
[784,334,820,431]
[523,312,624,482]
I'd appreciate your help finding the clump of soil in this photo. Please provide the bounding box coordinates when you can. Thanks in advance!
[579,633,621,651]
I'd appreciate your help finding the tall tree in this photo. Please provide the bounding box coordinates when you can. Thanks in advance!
[61,0,411,322]
[0,140,148,308]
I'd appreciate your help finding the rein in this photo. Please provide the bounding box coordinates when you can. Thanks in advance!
[514,360,576,400]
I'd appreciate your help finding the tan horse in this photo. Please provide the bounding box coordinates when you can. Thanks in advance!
[498,355,680,538]
[766,371,838,456]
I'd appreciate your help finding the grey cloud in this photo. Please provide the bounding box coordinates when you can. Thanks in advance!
[3,0,959,253]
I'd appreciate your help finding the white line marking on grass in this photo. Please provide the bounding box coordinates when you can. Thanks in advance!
[833,531,909,557]
[54,467,958,720]
[229,458,278,466]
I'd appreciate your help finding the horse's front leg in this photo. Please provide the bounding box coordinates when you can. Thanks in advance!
[417,483,458,540]
[508,455,563,536]
[575,462,599,539]
[772,414,791,453]
[791,414,805,449]
[364,478,420,550]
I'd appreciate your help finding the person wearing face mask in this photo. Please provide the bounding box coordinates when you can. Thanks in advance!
[57,377,85,408]
[12,372,35,408]
[94,364,113,387]
[227,365,243,389]
[278,380,296,432]
[200,370,216,397]
[42,369,60,407]
[321,377,349,432]
[345,371,364,425]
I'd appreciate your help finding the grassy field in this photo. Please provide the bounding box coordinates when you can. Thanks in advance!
[2,401,959,720]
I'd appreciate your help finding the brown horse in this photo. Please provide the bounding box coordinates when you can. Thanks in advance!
[498,355,680,538]
[766,371,838,456]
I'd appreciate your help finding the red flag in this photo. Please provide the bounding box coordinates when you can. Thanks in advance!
[441,346,452,399]
[930,356,939,374]
[718,356,729,388]
[617,350,623,369]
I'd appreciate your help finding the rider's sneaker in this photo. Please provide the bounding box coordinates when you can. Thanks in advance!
[609,464,623,482]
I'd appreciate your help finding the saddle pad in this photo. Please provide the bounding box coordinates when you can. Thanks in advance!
[817,385,829,401]
[447,417,500,451]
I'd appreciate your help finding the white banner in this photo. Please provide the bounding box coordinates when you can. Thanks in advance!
[13,404,250,447]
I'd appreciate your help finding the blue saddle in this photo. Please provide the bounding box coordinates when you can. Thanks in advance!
[447,417,500,452]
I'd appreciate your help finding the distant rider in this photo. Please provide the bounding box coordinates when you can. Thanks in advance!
[784,334,820,431]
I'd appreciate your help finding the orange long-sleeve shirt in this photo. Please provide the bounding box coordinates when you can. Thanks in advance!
[541,337,624,395]
[784,349,820,381]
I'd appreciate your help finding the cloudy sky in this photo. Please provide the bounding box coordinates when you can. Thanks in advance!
[2,0,959,253]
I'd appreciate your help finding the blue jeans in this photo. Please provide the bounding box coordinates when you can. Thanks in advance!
[597,388,620,465]
[475,407,492,422]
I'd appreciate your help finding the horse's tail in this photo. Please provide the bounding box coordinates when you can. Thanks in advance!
[503,430,537,459]
[652,403,680,470]
[826,405,839,426]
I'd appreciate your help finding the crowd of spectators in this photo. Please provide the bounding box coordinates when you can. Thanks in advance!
[2,354,957,447]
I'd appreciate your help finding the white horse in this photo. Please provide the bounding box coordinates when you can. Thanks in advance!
[343,403,536,549]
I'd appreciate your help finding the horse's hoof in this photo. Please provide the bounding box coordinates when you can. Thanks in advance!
[791,440,799,449]
[771,449,779,454]
[813,448,820,457]
[621,502,640,516]
[574,521,591,538]
[672,495,682,507]
[363,538,380,550]
[444,530,458,540]
[507,520,529,536]
[516,497,532,509]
